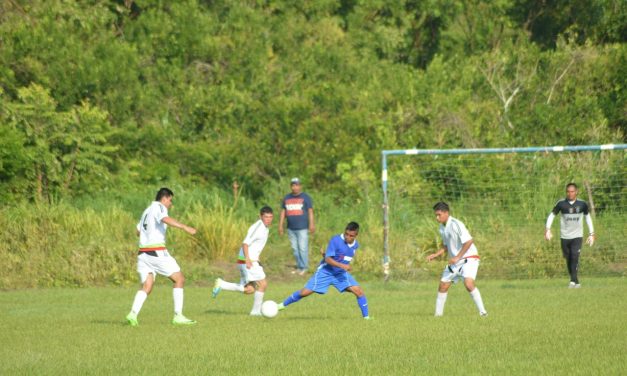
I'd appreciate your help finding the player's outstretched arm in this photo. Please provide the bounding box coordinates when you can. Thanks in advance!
[426,248,446,262]
[162,217,197,235]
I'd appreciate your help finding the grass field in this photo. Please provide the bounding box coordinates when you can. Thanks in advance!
[1,277,625,375]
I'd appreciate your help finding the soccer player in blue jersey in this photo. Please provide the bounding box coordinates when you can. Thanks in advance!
[277,222,371,319]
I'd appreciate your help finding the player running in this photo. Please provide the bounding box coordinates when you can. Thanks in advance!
[426,202,488,317]
[544,183,595,288]
[126,187,197,326]
[277,222,372,320]
[212,206,274,316]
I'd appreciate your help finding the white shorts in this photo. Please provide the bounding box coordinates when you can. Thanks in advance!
[440,258,480,283]
[137,250,181,283]
[238,262,265,285]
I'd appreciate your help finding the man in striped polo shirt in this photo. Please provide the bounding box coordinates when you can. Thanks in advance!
[126,187,197,326]
[426,202,487,317]
[212,206,274,316]
[545,183,595,288]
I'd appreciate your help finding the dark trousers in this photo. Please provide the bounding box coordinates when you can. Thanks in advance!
[560,238,582,284]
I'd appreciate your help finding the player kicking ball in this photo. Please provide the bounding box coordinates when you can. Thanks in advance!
[212,206,274,316]
[277,222,372,320]
[426,202,487,317]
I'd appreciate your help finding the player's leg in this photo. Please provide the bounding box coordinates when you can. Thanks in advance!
[435,281,452,317]
[250,279,267,316]
[345,279,370,319]
[435,265,455,317]
[560,239,575,287]
[462,261,487,316]
[568,238,582,287]
[126,255,156,326]
[162,252,196,325]
[279,269,328,311]
[213,264,247,298]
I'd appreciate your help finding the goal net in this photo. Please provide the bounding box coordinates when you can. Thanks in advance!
[381,145,626,280]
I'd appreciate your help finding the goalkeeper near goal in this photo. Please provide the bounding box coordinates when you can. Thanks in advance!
[544,183,595,288]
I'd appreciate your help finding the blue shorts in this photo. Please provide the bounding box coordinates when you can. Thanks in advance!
[304,267,359,294]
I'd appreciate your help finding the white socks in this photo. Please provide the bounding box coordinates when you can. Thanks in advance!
[131,290,148,314]
[435,292,447,316]
[219,279,245,292]
[251,291,264,315]
[469,288,487,314]
[173,288,184,315]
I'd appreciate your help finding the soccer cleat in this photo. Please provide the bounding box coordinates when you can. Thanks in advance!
[277,303,286,311]
[574,284,581,289]
[434,313,443,317]
[480,311,488,317]
[126,312,138,327]
[568,281,576,288]
[212,278,222,298]
[363,316,374,320]
[172,314,197,325]
[249,311,262,317]
[297,269,307,276]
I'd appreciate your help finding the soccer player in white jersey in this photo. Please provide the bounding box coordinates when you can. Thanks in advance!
[125,188,198,326]
[426,202,487,317]
[212,206,274,316]
[544,183,595,288]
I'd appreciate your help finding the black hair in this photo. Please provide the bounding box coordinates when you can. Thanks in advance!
[345,222,360,232]
[156,187,174,201]
[566,183,578,190]
[260,206,273,215]
[433,201,449,212]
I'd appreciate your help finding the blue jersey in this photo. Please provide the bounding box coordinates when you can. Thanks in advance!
[320,234,359,274]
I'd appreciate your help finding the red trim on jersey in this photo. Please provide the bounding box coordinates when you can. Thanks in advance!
[463,255,480,259]
[139,246,167,252]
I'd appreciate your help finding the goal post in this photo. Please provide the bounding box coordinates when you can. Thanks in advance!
[381,144,627,281]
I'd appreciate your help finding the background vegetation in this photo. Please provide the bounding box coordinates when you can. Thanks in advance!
[0,0,624,287]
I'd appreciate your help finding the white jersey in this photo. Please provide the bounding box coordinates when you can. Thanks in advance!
[136,201,169,250]
[439,216,478,258]
[237,219,269,262]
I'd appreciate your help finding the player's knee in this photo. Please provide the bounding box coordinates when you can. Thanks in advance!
[464,279,475,292]
[257,280,267,292]
[438,282,450,293]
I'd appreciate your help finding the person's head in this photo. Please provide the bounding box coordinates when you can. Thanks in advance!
[290,177,302,195]
[155,187,174,209]
[565,183,578,201]
[259,206,274,226]
[343,222,360,244]
[433,201,450,224]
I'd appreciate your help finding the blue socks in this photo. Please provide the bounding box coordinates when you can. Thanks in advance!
[357,295,369,317]
[283,291,302,306]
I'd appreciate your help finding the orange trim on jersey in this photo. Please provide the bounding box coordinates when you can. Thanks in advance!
[463,255,480,259]
[139,246,167,252]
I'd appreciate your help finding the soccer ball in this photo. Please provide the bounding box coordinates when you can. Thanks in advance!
[261,300,279,318]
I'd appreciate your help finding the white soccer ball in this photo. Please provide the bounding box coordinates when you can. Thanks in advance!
[261,300,279,318]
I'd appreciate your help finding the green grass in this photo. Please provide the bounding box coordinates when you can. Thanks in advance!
[1,278,625,375]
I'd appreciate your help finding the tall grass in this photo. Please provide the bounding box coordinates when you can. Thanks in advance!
[0,179,624,288]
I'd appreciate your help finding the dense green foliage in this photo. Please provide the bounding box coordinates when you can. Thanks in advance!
[2,279,626,374]
[0,0,625,202]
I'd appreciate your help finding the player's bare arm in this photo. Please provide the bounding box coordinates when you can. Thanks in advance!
[426,247,446,262]
[162,217,197,235]
[325,256,350,271]
[242,243,252,269]
[450,240,473,265]
[278,209,286,236]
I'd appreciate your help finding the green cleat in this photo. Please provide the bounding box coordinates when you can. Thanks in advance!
[172,314,197,325]
[212,278,222,299]
[126,312,138,327]
[277,303,286,311]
